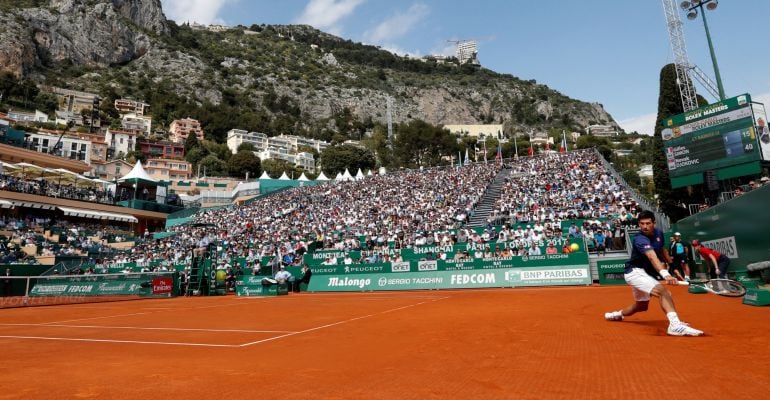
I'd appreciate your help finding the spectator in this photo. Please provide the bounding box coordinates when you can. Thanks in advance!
[545,242,558,255]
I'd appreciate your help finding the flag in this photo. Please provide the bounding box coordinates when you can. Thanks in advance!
[560,130,567,154]
[495,142,502,165]
[528,130,533,157]
[464,148,470,165]
[545,142,550,152]
[458,151,462,168]
[483,140,488,163]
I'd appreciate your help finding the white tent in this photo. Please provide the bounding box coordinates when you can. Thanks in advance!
[278,172,291,180]
[297,172,309,181]
[334,172,344,181]
[355,168,365,180]
[342,168,353,180]
[118,161,157,183]
[316,171,329,181]
[366,169,373,176]
[258,171,272,180]
[379,167,387,175]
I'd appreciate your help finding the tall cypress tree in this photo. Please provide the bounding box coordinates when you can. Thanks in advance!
[652,64,695,222]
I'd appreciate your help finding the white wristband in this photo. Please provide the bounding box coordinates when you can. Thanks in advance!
[659,270,671,278]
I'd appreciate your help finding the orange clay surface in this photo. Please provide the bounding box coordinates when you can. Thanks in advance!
[0,285,769,400]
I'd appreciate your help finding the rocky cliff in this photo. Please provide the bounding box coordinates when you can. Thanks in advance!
[0,0,618,140]
[0,0,167,76]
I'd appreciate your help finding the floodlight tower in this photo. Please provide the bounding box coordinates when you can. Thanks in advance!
[386,96,393,147]
[680,0,726,100]
[662,0,699,112]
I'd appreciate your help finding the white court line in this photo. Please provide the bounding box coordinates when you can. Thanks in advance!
[238,296,449,347]
[0,335,238,348]
[41,312,151,325]
[0,323,296,334]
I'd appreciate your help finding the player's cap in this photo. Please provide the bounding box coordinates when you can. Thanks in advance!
[691,240,699,246]
[761,176,770,182]
[674,232,681,236]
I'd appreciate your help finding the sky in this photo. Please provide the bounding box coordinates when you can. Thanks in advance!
[160,0,770,136]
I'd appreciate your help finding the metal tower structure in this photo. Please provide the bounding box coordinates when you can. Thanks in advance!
[386,97,393,146]
[662,0,699,112]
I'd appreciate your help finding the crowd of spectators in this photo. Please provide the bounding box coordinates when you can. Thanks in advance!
[490,150,640,253]
[0,173,112,204]
[2,149,663,274]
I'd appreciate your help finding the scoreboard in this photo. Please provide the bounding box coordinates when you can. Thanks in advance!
[662,94,765,188]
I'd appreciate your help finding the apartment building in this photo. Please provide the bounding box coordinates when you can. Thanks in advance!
[91,159,134,181]
[138,139,185,160]
[586,124,618,137]
[121,113,152,136]
[226,129,269,153]
[443,124,506,141]
[169,118,204,143]
[24,131,91,164]
[144,158,192,181]
[75,132,108,163]
[114,99,150,116]
[105,129,139,158]
[7,110,49,123]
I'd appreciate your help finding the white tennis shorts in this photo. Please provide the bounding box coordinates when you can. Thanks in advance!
[624,268,660,302]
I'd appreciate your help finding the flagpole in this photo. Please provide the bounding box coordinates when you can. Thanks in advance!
[514,134,518,159]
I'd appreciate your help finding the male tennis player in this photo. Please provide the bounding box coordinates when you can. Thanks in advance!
[604,210,703,336]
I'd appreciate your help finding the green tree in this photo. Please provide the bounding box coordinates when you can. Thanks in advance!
[320,144,376,176]
[237,142,256,152]
[393,120,458,167]
[227,150,261,178]
[202,140,232,161]
[652,64,693,222]
[185,147,209,168]
[198,154,226,177]
[184,132,201,153]
[261,158,298,178]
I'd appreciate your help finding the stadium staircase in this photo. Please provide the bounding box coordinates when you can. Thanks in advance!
[466,167,510,228]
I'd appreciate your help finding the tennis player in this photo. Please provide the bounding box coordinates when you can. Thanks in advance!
[604,210,703,336]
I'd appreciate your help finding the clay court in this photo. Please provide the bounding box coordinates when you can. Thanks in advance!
[0,285,768,400]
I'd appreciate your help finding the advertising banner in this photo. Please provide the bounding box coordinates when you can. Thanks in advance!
[306,265,591,292]
[596,260,627,285]
[29,273,175,297]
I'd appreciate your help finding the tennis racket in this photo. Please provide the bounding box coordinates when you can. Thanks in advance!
[679,279,746,297]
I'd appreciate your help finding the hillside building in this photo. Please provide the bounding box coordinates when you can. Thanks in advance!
[169,118,204,144]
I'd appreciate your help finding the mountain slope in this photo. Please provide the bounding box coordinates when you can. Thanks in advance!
[0,0,618,143]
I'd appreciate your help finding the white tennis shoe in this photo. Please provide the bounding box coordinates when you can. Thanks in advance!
[667,323,703,336]
[604,311,623,321]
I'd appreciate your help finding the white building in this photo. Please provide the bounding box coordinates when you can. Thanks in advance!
[586,124,618,137]
[25,131,91,164]
[257,149,316,172]
[54,110,82,126]
[121,113,152,136]
[7,110,49,123]
[105,129,138,159]
[455,41,478,65]
[638,164,654,179]
[227,130,329,154]
[443,124,506,141]
[226,129,269,153]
